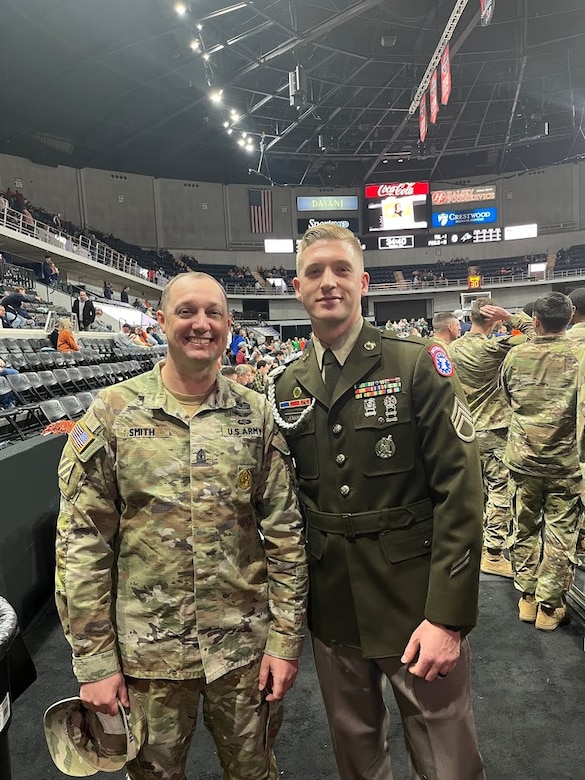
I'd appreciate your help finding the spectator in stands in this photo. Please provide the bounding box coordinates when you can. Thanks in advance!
[0,192,8,213]
[88,308,112,332]
[42,255,54,285]
[251,359,271,393]
[103,281,114,300]
[231,327,247,358]
[120,286,130,304]
[72,290,96,331]
[115,323,135,348]
[220,365,237,381]
[235,364,254,387]
[0,356,18,408]
[0,305,12,329]
[48,324,59,349]
[235,343,248,365]
[144,326,159,346]
[130,325,151,348]
[57,318,80,353]
[1,287,40,328]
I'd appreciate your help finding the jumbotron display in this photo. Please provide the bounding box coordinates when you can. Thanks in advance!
[364,181,430,233]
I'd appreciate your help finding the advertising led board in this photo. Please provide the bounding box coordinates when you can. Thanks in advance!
[427,228,502,245]
[431,186,496,206]
[364,181,430,232]
[504,223,538,240]
[297,196,358,211]
[432,208,497,228]
[297,217,359,234]
[264,239,294,253]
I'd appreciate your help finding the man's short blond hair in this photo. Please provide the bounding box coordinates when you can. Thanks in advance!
[296,225,363,274]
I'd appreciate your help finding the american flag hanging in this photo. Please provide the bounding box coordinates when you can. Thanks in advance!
[248,189,273,234]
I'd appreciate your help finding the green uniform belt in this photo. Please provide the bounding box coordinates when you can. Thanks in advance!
[304,498,433,539]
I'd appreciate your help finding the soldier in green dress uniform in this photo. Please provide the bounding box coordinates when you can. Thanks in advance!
[270,225,485,780]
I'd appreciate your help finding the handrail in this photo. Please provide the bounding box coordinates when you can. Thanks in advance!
[0,204,165,286]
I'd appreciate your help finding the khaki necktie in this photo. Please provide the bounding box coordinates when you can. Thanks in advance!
[322,348,341,399]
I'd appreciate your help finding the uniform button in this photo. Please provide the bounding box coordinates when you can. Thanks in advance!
[335,454,346,465]
[332,424,343,434]
[340,485,350,496]
[423,538,431,548]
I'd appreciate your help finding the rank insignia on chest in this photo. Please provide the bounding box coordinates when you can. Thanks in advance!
[354,377,402,399]
[375,435,396,459]
[428,344,454,377]
[279,398,312,409]
[237,467,252,491]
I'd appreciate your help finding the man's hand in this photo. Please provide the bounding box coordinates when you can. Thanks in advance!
[401,620,461,682]
[258,655,298,701]
[79,672,129,716]
[479,304,512,323]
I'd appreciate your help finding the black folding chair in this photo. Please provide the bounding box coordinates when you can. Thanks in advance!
[59,396,85,420]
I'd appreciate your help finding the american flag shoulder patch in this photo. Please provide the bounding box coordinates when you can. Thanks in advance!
[69,422,95,454]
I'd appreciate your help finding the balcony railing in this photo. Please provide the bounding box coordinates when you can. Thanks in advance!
[0,204,164,285]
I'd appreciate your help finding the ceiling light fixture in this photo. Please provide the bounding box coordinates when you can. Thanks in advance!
[189,39,200,51]
[196,23,203,30]
[175,3,187,16]
[202,52,210,61]
[209,89,223,104]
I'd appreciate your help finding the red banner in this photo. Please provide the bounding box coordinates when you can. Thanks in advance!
[440,45,451,105]
[419,93,428,143]
[480,0,495,26]
[429,70,439,124]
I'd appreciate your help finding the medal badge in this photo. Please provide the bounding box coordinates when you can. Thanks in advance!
[375,435,396,459]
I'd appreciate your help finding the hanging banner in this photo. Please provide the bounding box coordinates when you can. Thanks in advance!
[419,93,428,143]
[429,70,439,124]
[480,0,495,26]
[440,45,451,106]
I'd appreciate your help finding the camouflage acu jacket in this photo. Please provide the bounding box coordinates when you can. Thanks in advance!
[501,334,585,477]
[447,313,533,432]
[56,363,308,684]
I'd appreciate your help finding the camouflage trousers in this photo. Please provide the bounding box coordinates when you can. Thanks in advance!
[509,470,581,607]
[125,660,283,780]
[477,430,511,551]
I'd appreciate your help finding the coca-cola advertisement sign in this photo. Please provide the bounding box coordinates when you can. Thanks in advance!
[365,181,429,200]
[364,181,430,233]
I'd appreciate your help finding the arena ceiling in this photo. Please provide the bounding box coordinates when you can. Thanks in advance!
[2,0,585,187]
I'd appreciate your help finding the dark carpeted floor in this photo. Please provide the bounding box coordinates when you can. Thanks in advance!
[8,575,585,779]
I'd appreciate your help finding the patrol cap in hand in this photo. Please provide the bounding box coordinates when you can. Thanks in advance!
[43,692,146,776]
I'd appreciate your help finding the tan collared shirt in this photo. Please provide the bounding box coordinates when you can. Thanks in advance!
[312,317,364,378]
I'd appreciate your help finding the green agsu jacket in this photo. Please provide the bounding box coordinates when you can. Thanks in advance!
[272,321,483,657]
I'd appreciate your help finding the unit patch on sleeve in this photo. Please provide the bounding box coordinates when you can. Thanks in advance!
[427,345,454,377]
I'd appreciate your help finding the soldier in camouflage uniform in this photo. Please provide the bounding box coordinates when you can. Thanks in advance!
[55,272,308,780]
[568,287,585,554]
[448,297,533,578]
[271,225,485,780]
[501,292,584,631]
[430,311,461,348]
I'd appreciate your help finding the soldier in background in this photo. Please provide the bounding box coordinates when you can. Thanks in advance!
[55,272,308,779]
[501,292,584,631]
[568,287,585,555]
[430,311,461,347]
[272,225,485,780]
[448,297,533,578]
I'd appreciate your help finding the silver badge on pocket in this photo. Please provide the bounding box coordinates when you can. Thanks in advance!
[375,435,396,459]
[364,398,377,418]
